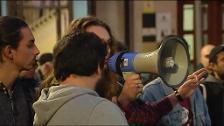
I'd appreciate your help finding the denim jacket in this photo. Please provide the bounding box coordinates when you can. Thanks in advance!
[141,77,211,126]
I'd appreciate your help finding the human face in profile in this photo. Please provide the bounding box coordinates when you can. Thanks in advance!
[86,25,111,63]
[11,27,39,71]
[213,51,224,80]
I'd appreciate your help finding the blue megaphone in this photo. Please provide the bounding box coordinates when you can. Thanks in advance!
[108,35,190,88]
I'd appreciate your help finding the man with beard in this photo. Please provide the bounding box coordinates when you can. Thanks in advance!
[202,44,224,126]
[33,31,128,125]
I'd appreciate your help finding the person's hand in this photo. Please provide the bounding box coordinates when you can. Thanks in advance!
[117,73,143,108]
[178,68,207,99]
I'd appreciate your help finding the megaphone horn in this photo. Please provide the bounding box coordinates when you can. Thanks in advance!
[108,35,190,88]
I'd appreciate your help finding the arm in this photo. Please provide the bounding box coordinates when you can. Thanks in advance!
[116,68,208,125]
[89,100,128,125]
[116,74,173,125]
[118,97,173,125]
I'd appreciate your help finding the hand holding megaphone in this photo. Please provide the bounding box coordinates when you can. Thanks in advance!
[108,35,190,88]
[118,73,143,102]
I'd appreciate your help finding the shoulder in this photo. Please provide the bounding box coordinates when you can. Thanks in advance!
[91,97,124,116]
[16,77,39,89]
[203,81,224,92]
[141,78,169,101]
[88,98,128,125]
[66,93,122,113]
[14,78,37,102]
[48,93,127,125]
[143,77,163,91]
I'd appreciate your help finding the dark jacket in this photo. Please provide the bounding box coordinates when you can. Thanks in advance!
[203,75,224,126]
[0,78,37,126]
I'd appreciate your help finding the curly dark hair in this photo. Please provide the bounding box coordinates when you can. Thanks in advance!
[54,31,107,81]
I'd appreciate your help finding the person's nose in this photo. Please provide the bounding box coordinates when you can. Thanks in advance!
[34,44,40,56]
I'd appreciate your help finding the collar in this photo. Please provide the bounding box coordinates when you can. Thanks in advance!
[0,82,8,95]
[205,74,224,84]
[0,81,16,96]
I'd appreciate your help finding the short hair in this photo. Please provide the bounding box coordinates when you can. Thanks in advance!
[54,31,107,81]
[0,16,28,62]
[209,44,224,63]
[38,53,53,65]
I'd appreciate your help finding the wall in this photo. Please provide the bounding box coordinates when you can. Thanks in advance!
[131,1,177,52]
[131,1,144,52]
[30,11,57,55]
[96,1,125,43]
[155,1,177,35]
[30,9,70,55]
[95,1,177,52]
[29,1,177,55]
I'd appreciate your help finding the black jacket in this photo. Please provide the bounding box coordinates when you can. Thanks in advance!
[0,78,37,126]
[203,75,224,126]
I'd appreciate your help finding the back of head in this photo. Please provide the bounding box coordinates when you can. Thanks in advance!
[54,31,107,81]
[0,16,28,62]
[38,53,53,65]
[53,16,119,99]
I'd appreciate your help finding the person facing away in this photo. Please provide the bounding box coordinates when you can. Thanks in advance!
[33,31,128,125]
[61,16,175,125]
[0,16,40,125]
[38,16,122,100]
[35,53,53,82]
[197,44,215,69]
[37,16,208,125]
[68,16,208,125]
[201,44,224,126]
[141,77,211,126]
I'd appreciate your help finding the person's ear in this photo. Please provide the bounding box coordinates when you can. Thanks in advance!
[2,45,14,61]
[96,65,102,75]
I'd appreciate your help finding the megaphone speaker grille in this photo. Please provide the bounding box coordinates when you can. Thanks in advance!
[158,35,190,88]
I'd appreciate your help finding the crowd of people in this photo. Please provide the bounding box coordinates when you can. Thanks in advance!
[0,15,223,126]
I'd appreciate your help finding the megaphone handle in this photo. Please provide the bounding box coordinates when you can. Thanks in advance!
[136,92,142,98]
[172,87,178,91]
[115,51,128,78]
[118,77,125,86]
